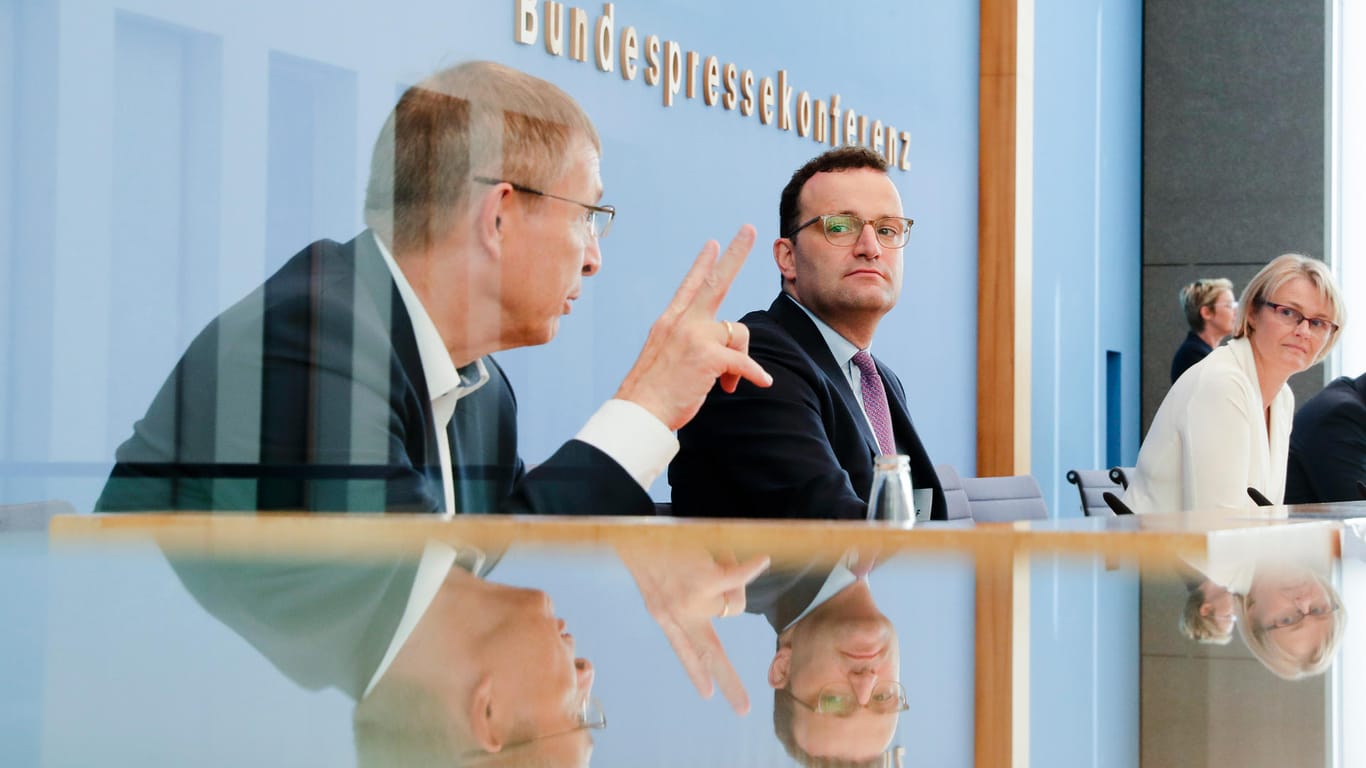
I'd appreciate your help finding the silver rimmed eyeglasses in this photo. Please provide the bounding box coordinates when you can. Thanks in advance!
[783,213,914,249]
[473,176,615,239]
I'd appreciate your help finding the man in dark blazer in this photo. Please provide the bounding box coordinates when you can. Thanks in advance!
[669,146,945,520]
[97,61,771,516]
[1285,372,1366,504]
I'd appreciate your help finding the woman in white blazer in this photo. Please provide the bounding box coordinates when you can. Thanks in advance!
[1126,254,1346,514]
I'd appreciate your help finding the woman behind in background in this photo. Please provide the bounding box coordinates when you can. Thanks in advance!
[1126,254,1346,514]
[1171,278,1238,383]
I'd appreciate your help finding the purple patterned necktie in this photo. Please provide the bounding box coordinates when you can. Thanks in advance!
[851,350,896,456]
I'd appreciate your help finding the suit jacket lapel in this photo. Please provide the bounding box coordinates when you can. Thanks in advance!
[354,232,446,512]
[767,295,880,456]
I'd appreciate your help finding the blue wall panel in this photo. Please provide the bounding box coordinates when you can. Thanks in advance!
[1031,0,1142,517]
[265,51,358,274]
[1,0,15,494]
[1,0,57,504]
[1029,1,1142,765]
[107,13,224,458]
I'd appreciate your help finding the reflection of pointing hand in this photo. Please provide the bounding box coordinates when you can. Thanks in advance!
[850,546,881,580]
[615,225,773,431]
[617,544,771,715]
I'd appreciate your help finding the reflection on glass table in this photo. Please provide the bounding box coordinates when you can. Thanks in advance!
[1141,522,1345,767]
[28,528,979,767]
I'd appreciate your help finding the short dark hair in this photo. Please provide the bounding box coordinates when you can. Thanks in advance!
[778,146,890,239]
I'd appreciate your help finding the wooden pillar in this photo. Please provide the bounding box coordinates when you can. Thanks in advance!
[978,0,1031,477]
[977,1,1032,764]
[974,537,1030,768]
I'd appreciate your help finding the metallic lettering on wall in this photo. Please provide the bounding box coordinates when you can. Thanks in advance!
[513,0,912,172]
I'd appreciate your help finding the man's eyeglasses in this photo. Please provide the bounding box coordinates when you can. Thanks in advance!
[781,681,909,717]
[783,214,914,249]
[1261,600,1340,633]
[1260,300,1339,339]
[473,176,615,239]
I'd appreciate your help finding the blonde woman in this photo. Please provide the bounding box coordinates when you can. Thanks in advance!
[1235,565,1345,680]
[1171,278,1237,383]
[1126,254,1346,514]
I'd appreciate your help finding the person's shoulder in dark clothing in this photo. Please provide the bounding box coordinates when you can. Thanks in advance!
[1170,332,1213,384]
[1285,373,1366,504]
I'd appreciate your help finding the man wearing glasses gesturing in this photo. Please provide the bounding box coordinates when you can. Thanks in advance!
[670,146,945,523]
[98,60,770,518]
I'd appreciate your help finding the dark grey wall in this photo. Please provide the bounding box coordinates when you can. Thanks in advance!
[1142,0,1328,432]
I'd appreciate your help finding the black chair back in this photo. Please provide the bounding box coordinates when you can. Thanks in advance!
[1066,469,1122,517]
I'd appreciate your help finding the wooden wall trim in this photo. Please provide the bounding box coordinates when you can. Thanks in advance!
[976,1,1029,764]
[978,0,1030,478]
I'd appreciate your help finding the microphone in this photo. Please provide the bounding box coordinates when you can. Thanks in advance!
[1102,491,1134,516]
[1247,487,1273,507]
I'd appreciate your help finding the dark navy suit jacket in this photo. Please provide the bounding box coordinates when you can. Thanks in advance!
[1285,373,1366,504]
[669,294,945,520]
[97,232,650,517]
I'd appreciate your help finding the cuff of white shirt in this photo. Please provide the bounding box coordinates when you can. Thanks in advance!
[575,398,679,491]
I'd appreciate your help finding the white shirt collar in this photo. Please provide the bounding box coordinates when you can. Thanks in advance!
[371,231,488,404]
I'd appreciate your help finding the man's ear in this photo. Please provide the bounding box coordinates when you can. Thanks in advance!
[768,646,793,689]
[467,674,503,753]
[475,183,511,258]
[774,238,797,285]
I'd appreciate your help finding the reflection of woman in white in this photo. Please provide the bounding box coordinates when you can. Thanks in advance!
[1125,254,1346,514]
[1236,565,1345,680]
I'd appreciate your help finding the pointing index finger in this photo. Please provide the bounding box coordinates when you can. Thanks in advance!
[690,224,756,316]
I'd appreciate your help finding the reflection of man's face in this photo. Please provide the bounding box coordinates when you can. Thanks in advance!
[769,580,900,761]
[360,571,597,765]
[478,585,596,746]
[1246,570,1335,661]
